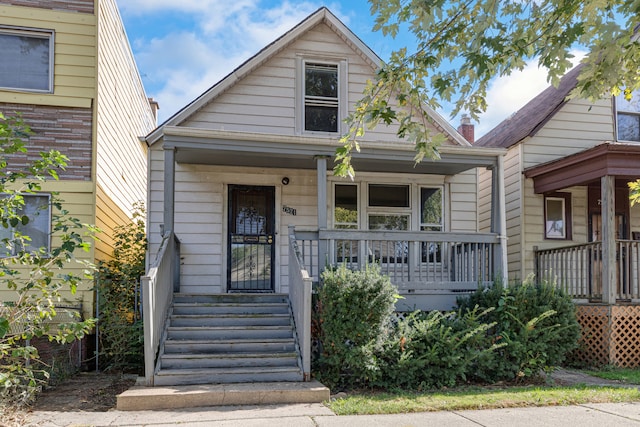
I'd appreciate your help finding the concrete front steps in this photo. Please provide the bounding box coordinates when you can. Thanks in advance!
[153,293,305,387]
[117,380,330,411]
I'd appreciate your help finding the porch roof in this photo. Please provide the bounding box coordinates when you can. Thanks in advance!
[162,127,505,176]
[523,142,640,193]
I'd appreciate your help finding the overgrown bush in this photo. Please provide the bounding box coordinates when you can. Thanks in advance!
[374,307,500,390]
[456,275,581,382]
[313,264,398,389]
[0,112,95,406]
[95,203,146,373]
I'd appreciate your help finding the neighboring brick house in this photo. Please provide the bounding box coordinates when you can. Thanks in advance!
[0,0,156,320]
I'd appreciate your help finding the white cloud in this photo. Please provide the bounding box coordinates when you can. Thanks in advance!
[118,0,330,122]
[476,50,588,137]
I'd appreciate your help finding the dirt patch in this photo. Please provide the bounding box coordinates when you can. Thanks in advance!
[31,372,137,412]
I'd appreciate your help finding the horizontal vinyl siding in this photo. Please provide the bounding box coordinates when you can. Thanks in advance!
[95,0,154,220]
[503,147,523,280]
[182,22,448,145]
[522,98,614,169]
[521,179,588,279]
[0,4,96,108]
[95,183,131,261]
[448,169,478,232]
[148,146,319,294]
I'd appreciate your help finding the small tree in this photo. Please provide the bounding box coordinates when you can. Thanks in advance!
[0,112,95,406]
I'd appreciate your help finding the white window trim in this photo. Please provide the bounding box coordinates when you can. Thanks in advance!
[613,93,640,142]
[332,182,360,229]
[295,55,347,135]
[419,185,445,231]
[545,196,567,239]
[0,193,52,256]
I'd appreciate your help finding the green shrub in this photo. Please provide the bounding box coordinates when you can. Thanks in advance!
[95,204,146,373]
[313,264,398,390]
[456,276,581,382]
[375,307,500,390]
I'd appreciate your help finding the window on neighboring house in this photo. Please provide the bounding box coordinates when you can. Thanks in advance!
[0,28,54,92]
[616,90,640,142]
[304,62,338,132]
[0,194,51,255]
[544,192,571,240]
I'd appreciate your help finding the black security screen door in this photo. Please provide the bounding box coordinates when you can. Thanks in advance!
[228,185,275,292]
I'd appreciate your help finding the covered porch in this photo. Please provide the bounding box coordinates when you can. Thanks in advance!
[143,128,508,384]
[525,143,640,367]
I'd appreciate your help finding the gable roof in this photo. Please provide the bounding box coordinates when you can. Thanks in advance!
[146,7,380,145]
[146,7,473,148]
[475,64,584,148]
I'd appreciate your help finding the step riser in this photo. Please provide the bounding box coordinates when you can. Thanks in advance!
[163,341,296,354]
[170,316,290,327]
[167,329,293,341]
[174,294,288,304]
[172,305,289,315]
[156,294,301,384]
[160,356,298,370]
[153,371,304,386]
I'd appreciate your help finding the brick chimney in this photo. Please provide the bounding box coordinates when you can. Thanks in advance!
[457,114,474,143]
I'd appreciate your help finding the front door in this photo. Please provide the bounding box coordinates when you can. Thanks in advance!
[227,185,275,292]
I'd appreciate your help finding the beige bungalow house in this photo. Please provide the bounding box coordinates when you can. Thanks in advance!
[0,0,156,319]
[142,7,507,386]
[476,65,640,367]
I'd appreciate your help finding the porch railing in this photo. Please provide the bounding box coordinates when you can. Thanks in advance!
[292,228,499,291]
[287,225,312,381]
[142,231,180,386]
[535,240,640,301]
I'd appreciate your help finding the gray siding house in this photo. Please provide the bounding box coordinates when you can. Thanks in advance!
[141,7,507,386]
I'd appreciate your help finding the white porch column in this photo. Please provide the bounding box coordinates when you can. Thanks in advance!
[490,156,508,281]
[601,175,617,304]
[316,156,329,269]
[163,147,176,236]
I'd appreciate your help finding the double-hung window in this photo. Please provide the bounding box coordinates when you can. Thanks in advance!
[304,62,338,132]
[544,192,571,240]
[0,27,54,92]
[615,90,640,142]
[0,194,51,255]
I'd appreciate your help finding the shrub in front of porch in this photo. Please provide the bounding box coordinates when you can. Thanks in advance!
[313,264,398,390]
[456,276,581,382]
[372,307,500,390]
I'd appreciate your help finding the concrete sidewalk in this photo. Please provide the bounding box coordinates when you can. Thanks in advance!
[26,401,640,426]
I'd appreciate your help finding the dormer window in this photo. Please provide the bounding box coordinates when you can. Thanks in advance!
[304,62,338,132]
[616,91,640,142]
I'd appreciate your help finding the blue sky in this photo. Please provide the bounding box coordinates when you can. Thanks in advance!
[115,0,579,137]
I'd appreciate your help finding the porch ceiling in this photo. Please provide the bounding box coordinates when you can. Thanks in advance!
[524,143,640,193]
[164,132,501,176]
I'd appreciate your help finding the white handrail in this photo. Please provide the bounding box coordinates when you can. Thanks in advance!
[142,232,179,386]
[288,225,312,380]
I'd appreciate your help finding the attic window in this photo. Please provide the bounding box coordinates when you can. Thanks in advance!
[616,91,640,142]
[304,62,338,132]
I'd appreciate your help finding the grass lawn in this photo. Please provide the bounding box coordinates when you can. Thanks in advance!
[327,384,640,415]
[585,367,640,384]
